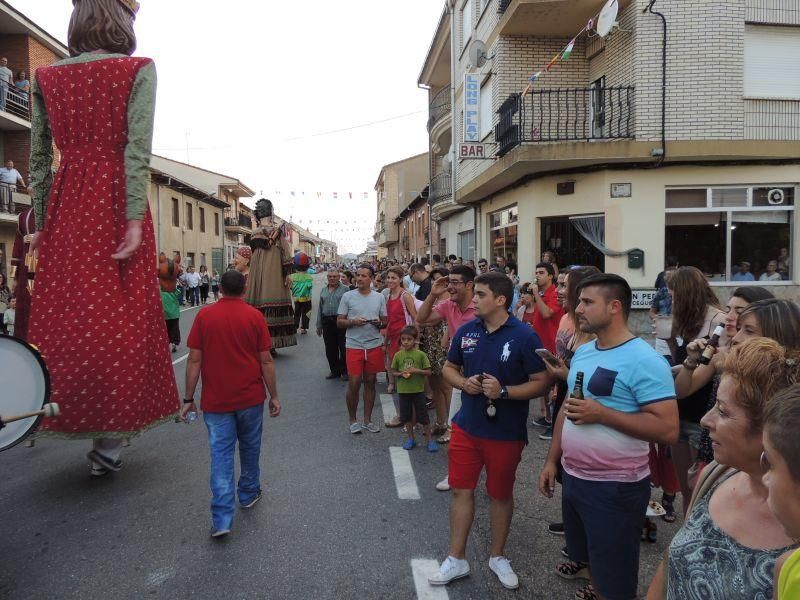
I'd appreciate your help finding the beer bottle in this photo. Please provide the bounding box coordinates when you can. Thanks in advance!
[699,325,724,365]
[567,371,584,422]
[572,371,585,399]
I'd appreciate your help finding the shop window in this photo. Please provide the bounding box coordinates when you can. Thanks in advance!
[665,186,793,282]
[489,206,518,263]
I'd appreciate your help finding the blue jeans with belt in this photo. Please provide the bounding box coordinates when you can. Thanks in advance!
[203,403,264,531]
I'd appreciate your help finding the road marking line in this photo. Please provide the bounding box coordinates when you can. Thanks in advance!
[411,559,449,600]
[380,393,397,422]
[389,447,420,500]
[172,354,188,365]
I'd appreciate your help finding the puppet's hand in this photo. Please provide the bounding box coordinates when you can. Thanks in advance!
[28,231,42,255]
[111,220,143,261]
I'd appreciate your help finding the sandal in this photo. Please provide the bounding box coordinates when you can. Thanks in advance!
[437,426,451,444]
[385,416,403,428]
[431,423,448,436]
[556,561,590,581]
[574,584,598,600]
[661,493,677,523]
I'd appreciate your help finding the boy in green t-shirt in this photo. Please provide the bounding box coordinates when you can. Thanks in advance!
[288,257,314,334]
[390,325,436,452]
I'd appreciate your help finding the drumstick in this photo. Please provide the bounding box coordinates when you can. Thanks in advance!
[0,402,60,424]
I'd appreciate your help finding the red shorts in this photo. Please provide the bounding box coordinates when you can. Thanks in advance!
[346,346,385,377]
[448,422,525,500]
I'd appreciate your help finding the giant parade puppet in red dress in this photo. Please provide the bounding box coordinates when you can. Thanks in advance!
[27,0,179,476]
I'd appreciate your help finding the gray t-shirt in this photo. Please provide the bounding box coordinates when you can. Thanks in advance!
[0,66,12,85]
[338,289,387,350]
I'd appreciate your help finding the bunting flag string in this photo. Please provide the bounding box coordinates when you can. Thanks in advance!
[520,0,613,97]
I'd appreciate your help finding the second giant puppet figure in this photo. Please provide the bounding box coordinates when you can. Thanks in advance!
[26,0,179,476]
[244,198,297,350]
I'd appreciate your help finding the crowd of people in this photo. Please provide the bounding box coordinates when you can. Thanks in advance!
[296,255,800,599]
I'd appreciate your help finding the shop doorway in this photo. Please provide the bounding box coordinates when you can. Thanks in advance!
[541,217,604,271]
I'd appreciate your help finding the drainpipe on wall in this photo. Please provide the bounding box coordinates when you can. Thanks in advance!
[644,0,667,166]
[449,0,457,258]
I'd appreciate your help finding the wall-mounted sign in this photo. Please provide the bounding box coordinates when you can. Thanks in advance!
[631,288,657,310]
[459,143,488,159]
[464,73,480,142]
[611,183,632,198]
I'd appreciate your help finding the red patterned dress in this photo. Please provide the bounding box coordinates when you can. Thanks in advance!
[28,54,179,439]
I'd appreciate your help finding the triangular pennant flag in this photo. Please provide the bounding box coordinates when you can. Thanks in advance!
[529,71,542,83]
[546,52,560,72]
[562,39,575,60]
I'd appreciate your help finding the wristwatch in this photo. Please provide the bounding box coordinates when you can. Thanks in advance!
[183,398,195,404]
[499,386,509,400]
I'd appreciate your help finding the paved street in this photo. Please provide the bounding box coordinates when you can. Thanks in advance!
[0,277,679,599]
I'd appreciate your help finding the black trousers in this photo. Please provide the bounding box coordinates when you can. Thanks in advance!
[321,315,346,375]
[294,300,311,330]
[165,318,181,345]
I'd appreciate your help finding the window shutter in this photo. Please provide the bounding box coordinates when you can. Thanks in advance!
[744,25,800,99]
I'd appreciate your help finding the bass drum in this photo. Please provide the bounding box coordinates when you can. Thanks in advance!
[0,336,51,452]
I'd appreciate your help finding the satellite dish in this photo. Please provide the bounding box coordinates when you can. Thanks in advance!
[468,40,489,69]
[596,0,619,37]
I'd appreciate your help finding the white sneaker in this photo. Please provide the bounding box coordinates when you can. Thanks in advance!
[362,422,380,433]
[488,556,519,590]
[349,422,362,434]
[428,556,470,586]
[435,476,451,491]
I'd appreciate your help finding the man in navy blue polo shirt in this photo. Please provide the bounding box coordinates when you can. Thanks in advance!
[429,272,550,590]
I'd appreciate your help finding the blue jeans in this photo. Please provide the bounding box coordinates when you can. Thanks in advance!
[562,472,651,600]
[203,403,264,530]
[189,287,200,306]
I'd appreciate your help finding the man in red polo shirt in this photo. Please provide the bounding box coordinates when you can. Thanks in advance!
[530,262,564,435]
[531,262,564,354]
[182,270,281,538]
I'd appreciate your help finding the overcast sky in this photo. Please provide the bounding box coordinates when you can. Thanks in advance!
[10,0,445,253]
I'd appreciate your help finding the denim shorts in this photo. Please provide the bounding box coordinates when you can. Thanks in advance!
[562,472,651,600]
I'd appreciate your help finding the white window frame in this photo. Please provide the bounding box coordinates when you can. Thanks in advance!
[744,24,800,100]
[461,0,473,52]
[665,184,796,284]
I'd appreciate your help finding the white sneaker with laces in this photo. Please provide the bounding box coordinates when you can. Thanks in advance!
[428,556,470,585]
[435,475,450,491]
[488,556,519,589]
[362,422,380,433]
[349,422,362,434]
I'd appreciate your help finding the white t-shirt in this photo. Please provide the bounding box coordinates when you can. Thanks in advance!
[0,66,12,85]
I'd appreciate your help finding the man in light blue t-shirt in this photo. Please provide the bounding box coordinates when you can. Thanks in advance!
[538,273,678,600]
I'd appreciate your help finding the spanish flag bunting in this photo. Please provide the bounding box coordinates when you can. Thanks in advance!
[545,52,560,72]
[562,39,575,61]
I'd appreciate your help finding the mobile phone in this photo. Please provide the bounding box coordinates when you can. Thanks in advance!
[535,348,561,367]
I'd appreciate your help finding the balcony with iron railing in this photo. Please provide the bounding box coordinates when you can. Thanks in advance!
[427,87,451,133]
[428,171,462,221]
[224,212,253,232]
[495,85,634,157]
[455,84,637,204]
[0,85,31,128]
[0,182,31,222]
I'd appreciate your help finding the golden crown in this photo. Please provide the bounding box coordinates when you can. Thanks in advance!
[117,0,140,15]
